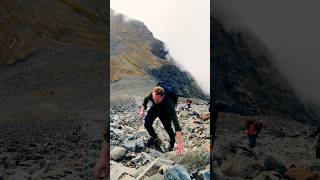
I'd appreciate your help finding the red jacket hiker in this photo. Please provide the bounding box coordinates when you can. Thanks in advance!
[248,123,257,136]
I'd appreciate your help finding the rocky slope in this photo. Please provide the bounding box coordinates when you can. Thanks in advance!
[110,10,207,101]
[109,98,210,180]
[0,0,108,179]
[213,112,320,180]
[212,17,319,124]
[211,16,320,179]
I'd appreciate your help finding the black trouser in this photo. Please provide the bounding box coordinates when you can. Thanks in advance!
[144,105,175,143]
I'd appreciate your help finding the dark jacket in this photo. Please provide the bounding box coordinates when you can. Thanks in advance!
[143,92,182,131]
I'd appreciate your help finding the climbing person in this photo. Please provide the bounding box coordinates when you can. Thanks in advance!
[247,121,263,149]
[314,133,320,159]
[186,99,192,109]
[139,85,184,155]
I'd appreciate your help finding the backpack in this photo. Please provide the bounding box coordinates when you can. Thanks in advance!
[156,81,178,106]
[245,120,255,130]
[245,120,263,134]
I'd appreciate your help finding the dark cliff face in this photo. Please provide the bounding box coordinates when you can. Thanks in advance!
[212,17,319,124]
[111,10,207,100]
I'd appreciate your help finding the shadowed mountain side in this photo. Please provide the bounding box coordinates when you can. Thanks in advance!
[212,16,319,125]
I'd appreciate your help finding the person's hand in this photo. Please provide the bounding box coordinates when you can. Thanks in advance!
[94,157,106,180]
[176,140,184,156]
[94,141,109,180]
[139,108,145,119]
[175,131,184,156]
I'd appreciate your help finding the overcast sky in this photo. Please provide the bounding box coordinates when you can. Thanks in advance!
[111,0,210,94]
[213,0,320,105]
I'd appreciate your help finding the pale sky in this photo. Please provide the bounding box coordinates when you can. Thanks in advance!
[111,0,210,94]
[213,0,320,105]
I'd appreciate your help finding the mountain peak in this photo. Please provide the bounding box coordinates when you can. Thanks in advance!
[111,11,207,100]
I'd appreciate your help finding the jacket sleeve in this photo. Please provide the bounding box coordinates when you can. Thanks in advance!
[168,100,182,132]
[142,92,152,110]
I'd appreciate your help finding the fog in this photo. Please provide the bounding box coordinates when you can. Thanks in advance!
[212,0,320,105]
[111,0,210,94]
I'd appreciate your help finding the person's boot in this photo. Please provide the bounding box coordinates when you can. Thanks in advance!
[146,137,156,148]
[168,138,175,151]
[154,138,163,152]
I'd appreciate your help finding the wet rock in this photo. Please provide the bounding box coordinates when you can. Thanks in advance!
[111,146,127,161]
[164,164,191,180]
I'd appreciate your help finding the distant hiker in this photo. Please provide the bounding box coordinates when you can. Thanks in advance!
[314,134,320,159]
[186,99,192,109]
[246,121,263,149]
[139,86,184,155]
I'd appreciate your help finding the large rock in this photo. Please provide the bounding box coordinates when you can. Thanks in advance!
[110,161,138,180]
[220,156,264,178]
[111,146,127,161]
[148,173,164,180]
[284,168,320,180]
[263,156,287,175]
[253,171,281,180]
[136,138,145,153]
[178,147,210,172]
[164,164,191,180]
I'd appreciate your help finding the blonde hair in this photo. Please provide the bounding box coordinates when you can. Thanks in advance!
[152,86,165,96]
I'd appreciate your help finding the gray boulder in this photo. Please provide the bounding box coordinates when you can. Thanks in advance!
[111,146,126,161]
[263,156,287,175]
[164,164,191,180]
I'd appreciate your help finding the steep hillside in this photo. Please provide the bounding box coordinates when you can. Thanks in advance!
[212,17,319,124]
[110,10,207,101]
[0,0,108,65]
[0,1,108,179]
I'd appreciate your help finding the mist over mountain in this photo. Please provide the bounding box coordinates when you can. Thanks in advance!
[212,16,320,124]
[212,0,320,111]
[110,9,207,101]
